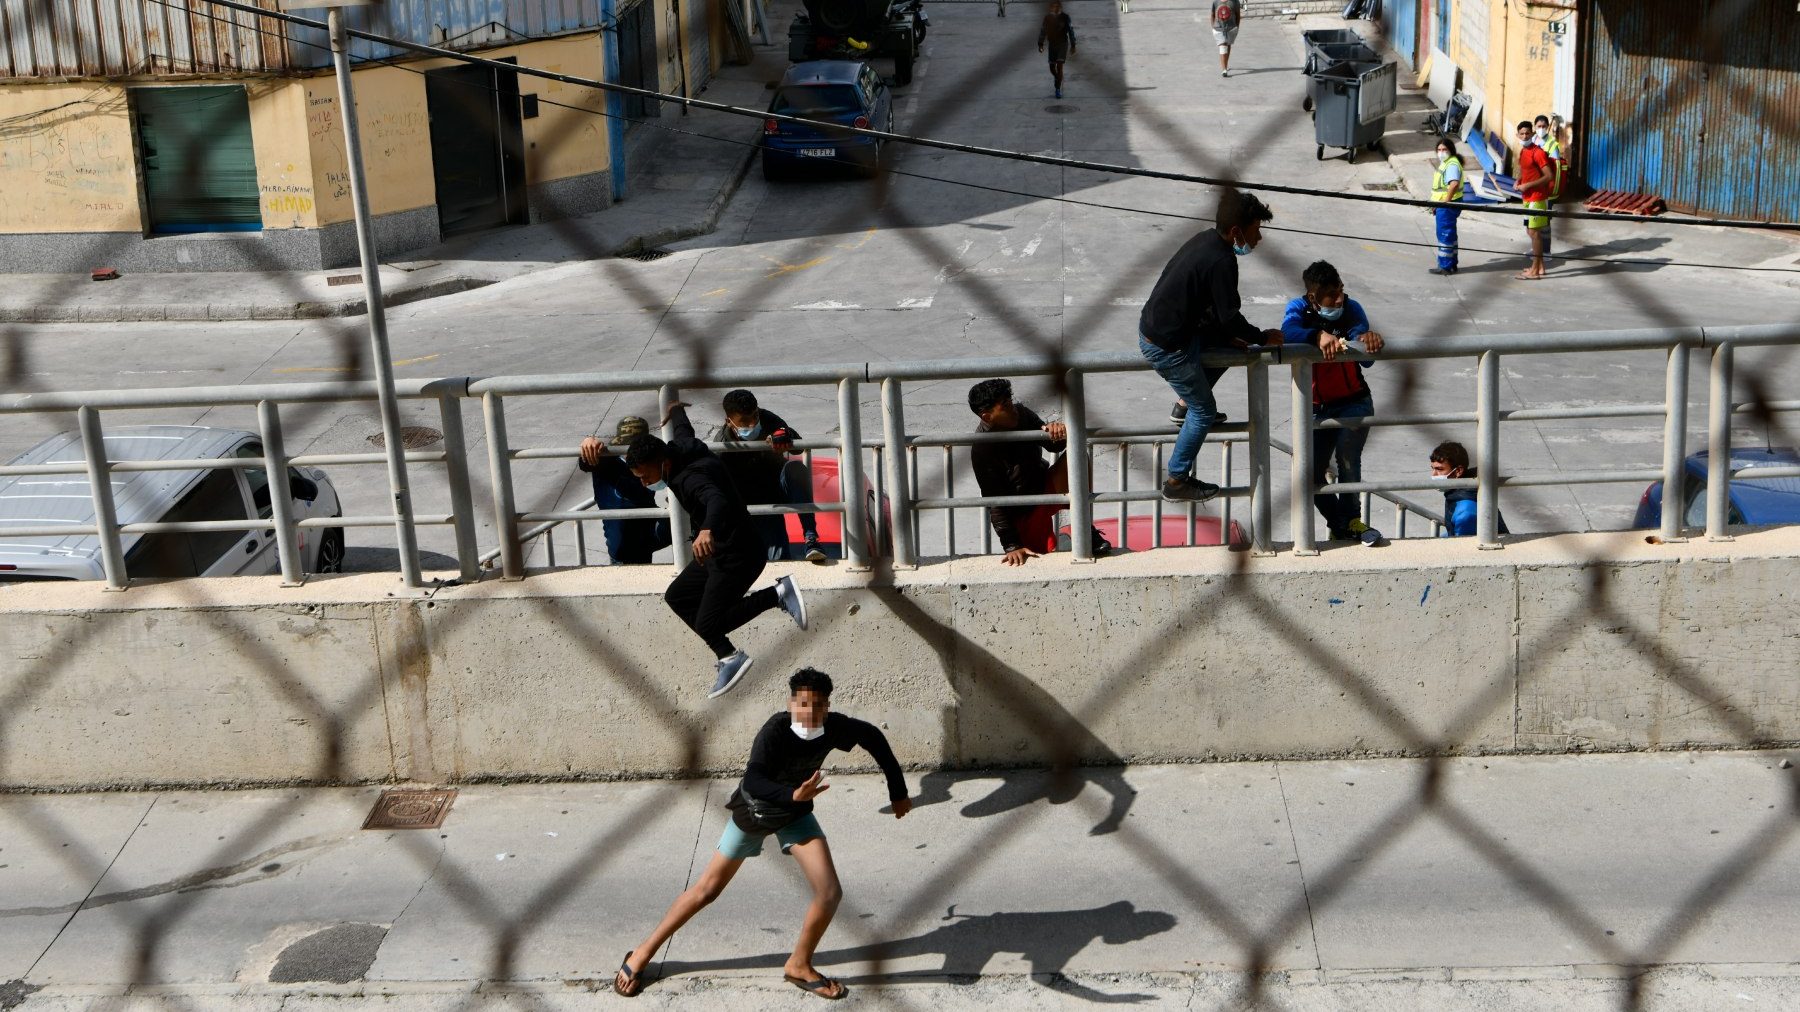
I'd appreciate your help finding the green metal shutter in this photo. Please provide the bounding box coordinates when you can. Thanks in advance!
[133,86,263,233]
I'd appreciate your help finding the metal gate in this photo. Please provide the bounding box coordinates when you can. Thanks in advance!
[1383,0,1419,70]
[683,0,712,91]
[615,0,662,118]
[1584,0,1800,222]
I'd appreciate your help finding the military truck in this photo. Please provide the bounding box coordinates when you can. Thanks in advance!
[788,0,926,86]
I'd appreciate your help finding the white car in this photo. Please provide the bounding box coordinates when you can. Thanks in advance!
[0,425,344,581]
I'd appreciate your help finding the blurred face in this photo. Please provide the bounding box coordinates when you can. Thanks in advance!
[1049,1,1061,12]
[789,688,830,729]
[1430,458,1463,479]
[1309,284,1346,310]
[630,459,667,487]
[977,395,1019,429]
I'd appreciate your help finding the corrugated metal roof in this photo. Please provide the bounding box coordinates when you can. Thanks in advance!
[0,0,606,78]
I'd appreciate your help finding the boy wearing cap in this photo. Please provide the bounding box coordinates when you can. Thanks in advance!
[579,416,672,565]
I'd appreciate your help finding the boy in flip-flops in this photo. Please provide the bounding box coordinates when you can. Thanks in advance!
[613,668,912,999]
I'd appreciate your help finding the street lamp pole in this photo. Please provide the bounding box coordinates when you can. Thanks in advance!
[314,2,424,587]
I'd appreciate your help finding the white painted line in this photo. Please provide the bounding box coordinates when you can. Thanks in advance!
[1021,237,1043,258]
[791,300,864,310]
[896,297,934,309]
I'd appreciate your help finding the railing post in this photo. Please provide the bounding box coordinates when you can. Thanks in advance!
[1290,361,1317,556]
[77,406,127,591]
[257,400,304,587]
[1707,342,1734,542]
[1246,360,1274,556]
[482,392,524,580]
[660,384,694,568]
[1476,350,1503,549]
[837,377,870,570]
[1659,344,1689,543]
[1220,440,1232,540]
[1064,368,1095,563]
[438,393,482,581]
[881,378,917,568]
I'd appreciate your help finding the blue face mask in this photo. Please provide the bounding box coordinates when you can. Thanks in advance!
[1232,241,1252,257]
[646,478,668,492]
[735,425,762,440]
[1315,304,1345,321]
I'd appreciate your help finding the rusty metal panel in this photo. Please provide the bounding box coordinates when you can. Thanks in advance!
[1746,2,1800,223]
[1583,0,1704,205]
[0,0,298,76]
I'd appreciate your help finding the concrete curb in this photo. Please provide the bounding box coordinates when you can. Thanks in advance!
[612,138,758,257]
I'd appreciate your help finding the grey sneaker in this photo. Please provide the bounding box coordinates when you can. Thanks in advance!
[1161,476,1220,503]
[709,651,754,699]
[803,532,827,562]
[774,575,808,631]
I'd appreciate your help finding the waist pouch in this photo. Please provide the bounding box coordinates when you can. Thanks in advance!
[727,786,804,834]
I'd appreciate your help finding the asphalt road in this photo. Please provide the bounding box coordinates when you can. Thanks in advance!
[2,5,1796,570]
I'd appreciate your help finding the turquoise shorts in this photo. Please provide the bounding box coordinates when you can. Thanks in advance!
[717,812,825,859]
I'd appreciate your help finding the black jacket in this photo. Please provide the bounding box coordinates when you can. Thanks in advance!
[970,404,1062,551]
[578,455,671,564]
[719,407,803,506]
[665,406,760,559]
[1139,229,1262,352]
[739,711,907,819]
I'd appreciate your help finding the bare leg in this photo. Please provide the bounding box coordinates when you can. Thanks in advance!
[783,837,845,989]
[1219,46,1230,71]
[1530,229,1547,276]
[618,851,745,990]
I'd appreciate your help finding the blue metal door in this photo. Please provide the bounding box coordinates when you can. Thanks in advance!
[1384,0,1418,70]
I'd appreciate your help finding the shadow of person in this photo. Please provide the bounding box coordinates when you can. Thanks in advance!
[908,765,1136,837]
[660,901,1178,1004]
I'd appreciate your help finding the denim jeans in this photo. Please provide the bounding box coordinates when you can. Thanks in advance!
[1311,392,1374,533]
[755,459,819,560]
[1434,206,1460,270]
[1139,332,1225,480]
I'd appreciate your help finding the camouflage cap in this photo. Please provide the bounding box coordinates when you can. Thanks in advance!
[612,415,651,446]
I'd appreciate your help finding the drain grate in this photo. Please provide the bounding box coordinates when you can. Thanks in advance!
[325,273,362,286]
[1361,182,1403,191]
[619,247,673,262]
[363,788,456,830]
[368,426,443,450]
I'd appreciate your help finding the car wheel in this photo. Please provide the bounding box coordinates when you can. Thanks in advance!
[315,527,346,574]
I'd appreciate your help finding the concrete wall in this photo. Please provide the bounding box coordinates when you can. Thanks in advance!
[4,529,1798,791]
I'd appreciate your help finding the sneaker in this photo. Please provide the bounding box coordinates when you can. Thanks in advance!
[1054,87,1062,99]
[1428,266,1457,276]
[1346,519,1384,547]
[1169,400,1187,424]
[1221,69,1229,78]
[709,651,754,699]
[1091,531,1112,558]
[774,575,808,631]
[1161,476,1220,503]
[802,532,827,563]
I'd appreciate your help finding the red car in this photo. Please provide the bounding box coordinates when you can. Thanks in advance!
[776,456,888,560]
[1063,513,1249,552]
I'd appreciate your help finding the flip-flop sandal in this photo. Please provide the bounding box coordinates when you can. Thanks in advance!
[1513,272,1543,281]
[784,973,847,1000]
[614,951,646,997]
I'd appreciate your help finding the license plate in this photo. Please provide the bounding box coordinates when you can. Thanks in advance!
[799,148,836,158]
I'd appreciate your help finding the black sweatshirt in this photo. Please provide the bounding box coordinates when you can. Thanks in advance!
[719,407,803,506]
[739,711,907,818]
[970,403,1062,551]
[664,405,760,559]
[1138,229,1262,352]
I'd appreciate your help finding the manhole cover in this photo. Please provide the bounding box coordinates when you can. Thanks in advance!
[619,247,673,262]
[1361,182,1402,191]
[363,788,456,830]
[325,273,361,287]
[1044,104,1080,114]
[367,426,442,450]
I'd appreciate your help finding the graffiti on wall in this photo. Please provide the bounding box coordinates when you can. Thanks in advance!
[0,92,139,231]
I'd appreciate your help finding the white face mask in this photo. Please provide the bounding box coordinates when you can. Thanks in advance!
[646,479,668,493]
[1436,151,1449,164]
[1430,473,1452,481]
[791,722,825,741]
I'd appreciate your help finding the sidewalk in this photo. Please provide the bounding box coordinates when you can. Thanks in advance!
[0,52,781,325]
[2,750,1795,1009]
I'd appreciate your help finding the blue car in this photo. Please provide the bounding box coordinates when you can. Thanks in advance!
[762,60,893,180]
[1633,447,1800,530]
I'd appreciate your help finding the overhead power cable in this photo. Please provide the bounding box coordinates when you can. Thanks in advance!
[188,0,1800,233]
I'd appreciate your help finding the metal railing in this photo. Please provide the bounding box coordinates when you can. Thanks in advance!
[2,322,1796,588]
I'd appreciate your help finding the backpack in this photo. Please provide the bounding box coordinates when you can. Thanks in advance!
[1213,0,1239,29]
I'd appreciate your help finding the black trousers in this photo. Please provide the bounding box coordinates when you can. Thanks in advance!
[664,549,777,658]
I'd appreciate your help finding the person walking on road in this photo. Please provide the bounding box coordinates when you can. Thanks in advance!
[1428,136,1464,276]
[1514,121,1553,280]
[613,668,913,1000]
[1139,187,1283,504]
[1212,0,1242,77]
[616,402,808,699]
[1038,1,1077,99]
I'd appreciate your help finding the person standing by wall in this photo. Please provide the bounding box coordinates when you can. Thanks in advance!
[1038,1,1077,99]
[1428,136,1464,276]
[1533,114,1565,259]
[1212,0,1242,77]
[1514,121,1553,281]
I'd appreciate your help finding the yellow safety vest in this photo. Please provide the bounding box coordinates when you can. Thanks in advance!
[1544,138,1564,198]
[1431,155,1463,202]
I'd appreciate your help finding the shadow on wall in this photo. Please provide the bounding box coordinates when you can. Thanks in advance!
[662,900,1178,1003]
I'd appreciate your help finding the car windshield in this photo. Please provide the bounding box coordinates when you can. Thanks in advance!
[773,85,860,117]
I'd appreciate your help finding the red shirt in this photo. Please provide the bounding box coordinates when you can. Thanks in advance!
[1518,144,1552,201]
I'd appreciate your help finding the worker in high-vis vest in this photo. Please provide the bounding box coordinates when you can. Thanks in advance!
[1534,115,1563,257]
[1429,137,1464,276]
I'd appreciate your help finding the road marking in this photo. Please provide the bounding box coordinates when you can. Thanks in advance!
[701,288,730,298]
[835,227,878,251]
[1021,236,1043,258]
[792,300,863,310]
[895,297,934,309]
[273,353,439,374]
[764,256,828,278]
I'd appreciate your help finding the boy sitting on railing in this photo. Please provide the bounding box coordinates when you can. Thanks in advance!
[1429,441,1509,538]
[578,415,672,565]
[718,389,826,563]
[1281,260,1387,547]
[967,379,1110,566]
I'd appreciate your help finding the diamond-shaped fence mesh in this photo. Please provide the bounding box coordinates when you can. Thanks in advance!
[1,0,1798,1006]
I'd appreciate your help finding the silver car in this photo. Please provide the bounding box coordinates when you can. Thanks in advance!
[0,425,344,582]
